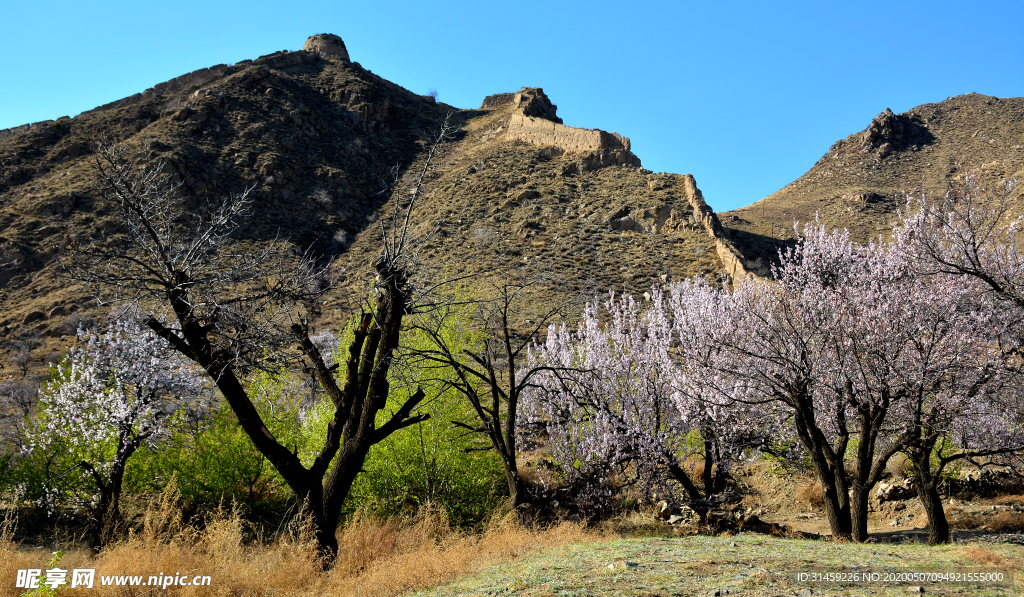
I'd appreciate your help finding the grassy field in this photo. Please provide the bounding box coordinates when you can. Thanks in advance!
[412,534,1022,597]
[3,499,1021,597]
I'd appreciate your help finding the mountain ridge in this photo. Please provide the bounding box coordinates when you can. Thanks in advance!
[721,92,1024,265]
[0,34,733,380]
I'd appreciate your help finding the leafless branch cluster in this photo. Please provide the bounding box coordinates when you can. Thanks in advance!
[372,115,460,313]
[62,140,334,372]
[407,263,587,505]
[55,127,455,564]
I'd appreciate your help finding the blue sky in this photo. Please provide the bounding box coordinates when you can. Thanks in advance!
[2,0,1022,211]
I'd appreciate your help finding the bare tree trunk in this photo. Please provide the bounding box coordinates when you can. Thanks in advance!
[667,461,706,503]
[702,440,716,497]
[816,468,852,540]
[849,484,871,543]
[500,454,524,506]
[917,479,950,545]
[794,408,853,540]
[84,442,136,549]
[908,441,951,545]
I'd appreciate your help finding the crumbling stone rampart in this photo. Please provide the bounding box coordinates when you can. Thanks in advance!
[507,113,631,153]
[492,87,635,161]
[603,173,753,281]
[480,93,517,109]
[677,175,753,281]
[78,63,240,117]
[302,33,349,61]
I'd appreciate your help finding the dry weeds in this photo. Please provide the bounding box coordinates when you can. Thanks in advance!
[797,481,824,509]
[985,511,1024,533]
[959,545,1007,566]
[1,490,595,597]
[986,494,1024,506]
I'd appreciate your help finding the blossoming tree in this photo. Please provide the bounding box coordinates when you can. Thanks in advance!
[522,289,777,515]
[25,317,207,547]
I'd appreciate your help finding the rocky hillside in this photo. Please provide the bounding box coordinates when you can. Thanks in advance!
[722,93,1024,265]
[0,34,737,381]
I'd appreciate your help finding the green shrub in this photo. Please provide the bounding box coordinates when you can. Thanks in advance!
[341,299,506,526]
[11,302,505,529]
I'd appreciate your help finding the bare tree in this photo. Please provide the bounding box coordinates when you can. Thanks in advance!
[410,265,582,507]
[61,129,452,563]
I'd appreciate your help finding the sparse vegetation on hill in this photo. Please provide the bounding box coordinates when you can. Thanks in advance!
[723,93,1024,265]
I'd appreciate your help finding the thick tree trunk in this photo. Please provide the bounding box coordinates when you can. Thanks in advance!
[322,443,372,542]
[909,444,950,545]
[801,432,852,539]
[917,480,950,545]
[849,484,872,543]
[792,399,853,540]
[299,482,339,564]
[702,440,716,497]
[817,477,852,540]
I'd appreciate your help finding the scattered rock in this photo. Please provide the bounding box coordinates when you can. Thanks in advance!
[877,478,915,502]
[514,189,540,202]
[607,560,637,570]
[23,311,46,325]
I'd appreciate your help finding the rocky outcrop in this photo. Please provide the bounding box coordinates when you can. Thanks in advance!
[610,205,690,233]
[859,108,907,157]
[302,34,350,61]
[514,88,561,123]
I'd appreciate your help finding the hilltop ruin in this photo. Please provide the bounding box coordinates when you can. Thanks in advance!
[478,87,752,281]
[481,88,641,170]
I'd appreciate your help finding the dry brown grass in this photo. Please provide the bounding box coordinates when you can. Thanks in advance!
[0,490,596,597]
[886,454,914,479]
[959,545,1007,566]
[797,481,824,509]
[986,494,1024,506]
[686,459,706,485]
[986,511,1024,533]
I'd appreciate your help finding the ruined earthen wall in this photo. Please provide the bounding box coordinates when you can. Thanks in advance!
[678,174,754,281]
[481,93,517,109]
[507,113,631,154]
